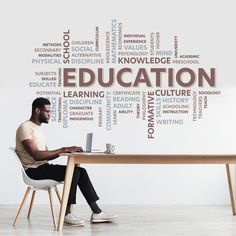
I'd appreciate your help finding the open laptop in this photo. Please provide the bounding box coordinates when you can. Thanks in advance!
[84,133,104,153]
[85,133,93,152]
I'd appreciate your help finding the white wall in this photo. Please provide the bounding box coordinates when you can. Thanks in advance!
[0,0,236,205]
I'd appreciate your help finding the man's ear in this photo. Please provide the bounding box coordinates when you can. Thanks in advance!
[35,108,41,114]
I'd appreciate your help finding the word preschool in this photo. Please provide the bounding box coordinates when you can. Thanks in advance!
[63,67,216,88]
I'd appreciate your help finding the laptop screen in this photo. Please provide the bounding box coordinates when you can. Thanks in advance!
[86,133,93,152]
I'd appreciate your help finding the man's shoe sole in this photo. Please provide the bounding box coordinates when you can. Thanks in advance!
[64,222,85,227]
[91,217,118,223]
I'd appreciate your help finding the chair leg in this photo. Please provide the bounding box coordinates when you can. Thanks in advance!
[13,187,31,226]
[27,190,36,218]
[54,186,62,204]
[48,187,57,228]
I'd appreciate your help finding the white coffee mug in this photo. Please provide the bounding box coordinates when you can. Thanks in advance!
[106,143,115,153]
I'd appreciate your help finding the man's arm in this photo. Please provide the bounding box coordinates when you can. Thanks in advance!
[22,139,83,161]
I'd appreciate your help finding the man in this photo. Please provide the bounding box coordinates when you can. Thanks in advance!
[16,97,117,226]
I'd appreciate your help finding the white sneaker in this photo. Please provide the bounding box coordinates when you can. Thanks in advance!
[64,213,85,227]
[91,212,118,223]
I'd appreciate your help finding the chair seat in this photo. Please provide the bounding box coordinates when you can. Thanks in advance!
[22,174,62,189]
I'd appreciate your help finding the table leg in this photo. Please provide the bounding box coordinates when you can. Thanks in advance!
[57,157,75,231]
[226,164,236,215]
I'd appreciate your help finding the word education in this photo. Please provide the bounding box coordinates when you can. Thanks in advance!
[63,67,216,88]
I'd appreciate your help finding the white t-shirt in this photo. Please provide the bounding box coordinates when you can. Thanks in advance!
[16,120,48,169]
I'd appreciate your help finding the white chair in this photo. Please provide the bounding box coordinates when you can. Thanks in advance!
[9,147,62,228]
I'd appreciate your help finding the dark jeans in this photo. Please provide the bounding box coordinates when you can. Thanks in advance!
[26,163,99,205]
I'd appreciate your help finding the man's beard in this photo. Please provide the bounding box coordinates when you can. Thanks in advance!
[39,114,49,123]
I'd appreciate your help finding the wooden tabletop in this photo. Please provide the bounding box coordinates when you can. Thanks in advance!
[60,153,236,164]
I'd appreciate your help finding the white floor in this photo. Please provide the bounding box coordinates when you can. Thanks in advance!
[1,205,236,236]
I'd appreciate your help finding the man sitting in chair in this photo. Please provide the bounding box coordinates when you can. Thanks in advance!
[15,97,117,226]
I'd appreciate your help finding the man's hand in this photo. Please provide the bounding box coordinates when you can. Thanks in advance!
[62,146,84,153]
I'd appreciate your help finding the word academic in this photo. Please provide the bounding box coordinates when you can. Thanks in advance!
[63,67,216,88]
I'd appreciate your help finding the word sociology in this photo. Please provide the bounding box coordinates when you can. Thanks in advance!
[63,67,216,88]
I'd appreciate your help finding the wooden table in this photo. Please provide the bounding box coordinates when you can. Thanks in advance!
[57,153,236,231]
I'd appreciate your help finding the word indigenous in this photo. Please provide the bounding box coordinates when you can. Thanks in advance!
[63,67,216,88]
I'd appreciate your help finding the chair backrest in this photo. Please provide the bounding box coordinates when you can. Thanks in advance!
[9,147,61,189]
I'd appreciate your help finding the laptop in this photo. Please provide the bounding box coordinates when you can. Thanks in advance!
[84,133,104,153]
[85,133,93,152]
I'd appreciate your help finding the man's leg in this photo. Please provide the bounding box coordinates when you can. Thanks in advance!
[73,167,101,213]
[73,167,118,223]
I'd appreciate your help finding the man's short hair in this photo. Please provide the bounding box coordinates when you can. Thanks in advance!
[32,97,50,112]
